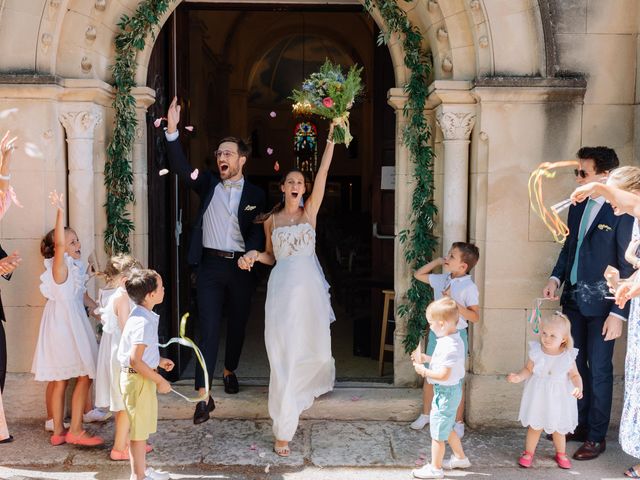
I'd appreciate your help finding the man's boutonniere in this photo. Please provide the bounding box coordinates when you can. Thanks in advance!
[598,224,612,232]
[244,205,256,211]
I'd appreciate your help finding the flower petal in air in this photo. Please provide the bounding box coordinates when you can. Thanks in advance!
[153,118,163,128]
[185,125,194,131]
[267,148,274,155]
[159,169,169,176]
[274,161,280,172]
[270,111,277,118]
[190,168,199,180]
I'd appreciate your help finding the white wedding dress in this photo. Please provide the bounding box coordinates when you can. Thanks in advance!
[265,218,335,441]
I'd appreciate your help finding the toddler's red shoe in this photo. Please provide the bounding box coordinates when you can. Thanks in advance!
[555,452,572,469]
[146,443,154,453]
[50,431,67,446]
[65,431,104,447]
[518,451,534,468]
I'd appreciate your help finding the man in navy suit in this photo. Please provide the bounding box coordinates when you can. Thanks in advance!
[165,97,266,424]
[543,146,634,460]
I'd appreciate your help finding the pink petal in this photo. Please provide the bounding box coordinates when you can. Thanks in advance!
[415,459,425,466]
[350,396,361,401]
[270,111,277,118]
[250,443,257,451]
[154,118,163,128]
[159,169,169,176]
[190,169,199,180]
[185,125,194,132]
[273,161,280,172]
[267,148,274,155]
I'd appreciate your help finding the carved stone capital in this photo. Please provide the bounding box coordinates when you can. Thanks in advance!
[59,110,103,140]
[436,110,476,141]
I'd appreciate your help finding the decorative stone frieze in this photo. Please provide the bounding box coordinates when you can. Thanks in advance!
[442,56,453,73]
[85,26,97,42]
[59,110,102,141]
[95,0,107,11]
[81,56,93,73]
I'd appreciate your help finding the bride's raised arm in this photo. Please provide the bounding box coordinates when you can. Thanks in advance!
[304,123,335,222]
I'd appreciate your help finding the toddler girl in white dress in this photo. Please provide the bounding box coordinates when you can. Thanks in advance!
[507,312,583,470]
[94,254,140,460]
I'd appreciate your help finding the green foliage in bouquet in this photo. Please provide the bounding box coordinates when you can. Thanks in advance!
[291,59,363,146]
[364,0,438,353]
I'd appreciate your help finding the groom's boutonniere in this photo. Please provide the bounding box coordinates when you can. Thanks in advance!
[244,205,256,211]
[598,223,612,232]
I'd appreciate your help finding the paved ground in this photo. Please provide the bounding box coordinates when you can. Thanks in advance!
[0,418,637,480]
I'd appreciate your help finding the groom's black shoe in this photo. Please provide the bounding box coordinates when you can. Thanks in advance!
[193,396,215,425]
[223,372,239,394]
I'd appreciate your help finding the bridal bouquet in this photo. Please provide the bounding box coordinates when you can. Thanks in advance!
[291,59,363,147]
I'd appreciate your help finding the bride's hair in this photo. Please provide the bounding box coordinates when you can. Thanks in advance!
[255,168,308,224]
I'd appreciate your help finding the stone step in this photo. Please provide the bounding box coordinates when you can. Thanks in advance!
[4,374,421,422]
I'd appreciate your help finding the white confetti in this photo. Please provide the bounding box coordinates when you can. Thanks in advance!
[23,142,44,159]
[0,108,18,120]
[190,168,199,180]
[159,169,169,176]
[258,451,266,458]
[264,464,270,473]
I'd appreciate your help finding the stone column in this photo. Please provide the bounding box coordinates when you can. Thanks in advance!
[387,89,414,386]
[59,108,103,264]
[436,106,476,250]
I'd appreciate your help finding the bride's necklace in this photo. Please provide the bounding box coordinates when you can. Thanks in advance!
[283,208,301,223]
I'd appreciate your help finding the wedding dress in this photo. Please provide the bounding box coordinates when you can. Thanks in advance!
[265,217,335,441]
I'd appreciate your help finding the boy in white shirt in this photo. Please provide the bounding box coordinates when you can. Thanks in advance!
[118,269,174,480]
[411,297,470,479]
[411,242,480,438]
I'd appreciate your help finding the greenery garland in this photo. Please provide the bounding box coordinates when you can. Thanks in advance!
[105,0,172,254]
[364,0,438,352]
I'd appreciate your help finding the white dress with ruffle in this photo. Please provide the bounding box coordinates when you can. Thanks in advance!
[31,255,98,381]
[518,341,579,434]
[265,221,335,441]
[95,287,132,411]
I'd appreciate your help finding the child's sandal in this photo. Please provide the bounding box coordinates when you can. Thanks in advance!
[518,451,534,468]
[555,452,572,469]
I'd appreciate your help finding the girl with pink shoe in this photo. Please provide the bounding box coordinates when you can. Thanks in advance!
[94,254,145,460]
[31,191,104,447]
[507,313,583,469]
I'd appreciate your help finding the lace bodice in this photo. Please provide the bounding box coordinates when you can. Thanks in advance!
[271,223,316,260]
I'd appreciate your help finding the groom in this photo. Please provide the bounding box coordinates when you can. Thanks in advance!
[165,97,266,425]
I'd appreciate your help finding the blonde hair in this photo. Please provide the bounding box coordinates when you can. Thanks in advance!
[540,312,574,351]
[608,166,640,192]
[426,297,458,327]
[100,254,142,283]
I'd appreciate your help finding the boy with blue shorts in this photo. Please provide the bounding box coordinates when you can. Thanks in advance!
[118,269,174,480]
[411,242,480,438]
[411,297,470,479]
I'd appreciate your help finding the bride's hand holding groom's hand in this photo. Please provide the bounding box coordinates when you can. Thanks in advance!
[238,250,260,270]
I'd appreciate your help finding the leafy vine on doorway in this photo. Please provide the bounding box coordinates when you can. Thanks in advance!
[364,0,437,352]
[108,0,435,352]
[106,0,172,254]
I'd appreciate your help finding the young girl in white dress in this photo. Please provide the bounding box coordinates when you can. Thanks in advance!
[239,124,336,457]
[94,254,141,460]
[31,191,104,447]
[507,312,583,470]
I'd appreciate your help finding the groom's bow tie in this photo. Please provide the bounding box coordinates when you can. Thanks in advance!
[223,180,243,190]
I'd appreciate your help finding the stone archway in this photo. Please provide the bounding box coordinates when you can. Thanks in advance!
[0,1,551,395]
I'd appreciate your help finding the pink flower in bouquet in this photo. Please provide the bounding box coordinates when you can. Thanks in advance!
[322,97,334,108]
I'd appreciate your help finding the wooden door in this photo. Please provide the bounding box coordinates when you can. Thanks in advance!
[370,32,396,360]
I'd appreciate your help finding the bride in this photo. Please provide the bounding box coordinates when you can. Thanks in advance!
[238,124,336,457]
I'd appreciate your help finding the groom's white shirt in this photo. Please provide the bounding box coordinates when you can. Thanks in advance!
[166,131,244,252]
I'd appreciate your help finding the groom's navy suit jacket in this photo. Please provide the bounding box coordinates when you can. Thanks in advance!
[166,139,266,265]
[551,200,634,318]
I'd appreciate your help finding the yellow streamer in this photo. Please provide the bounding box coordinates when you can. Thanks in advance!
[158,313,209,403]
[528,160,579,244]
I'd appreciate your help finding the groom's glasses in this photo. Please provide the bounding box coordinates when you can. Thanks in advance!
[215,150,238,159]
[574,169,587,179]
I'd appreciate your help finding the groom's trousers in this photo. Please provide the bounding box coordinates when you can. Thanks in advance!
[194,251,257,390]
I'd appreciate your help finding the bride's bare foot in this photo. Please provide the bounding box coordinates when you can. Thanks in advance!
[274,440,290,457]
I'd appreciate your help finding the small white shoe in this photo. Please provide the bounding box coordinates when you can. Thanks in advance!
[410,413,431,430]
[44,419,70,432]
[453,421,465,439]
[412,463,444,479]
[145,467,171,480]
[83,408,112,423]
[442,453,471,470]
